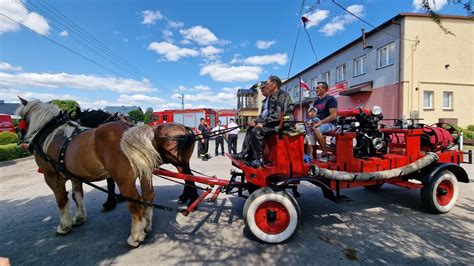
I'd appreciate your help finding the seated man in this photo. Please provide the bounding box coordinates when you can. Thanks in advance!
[236,75,294,168]
[312,81,337,162]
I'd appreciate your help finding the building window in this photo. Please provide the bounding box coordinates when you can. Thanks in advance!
[322,71,330,84]
[377,43,395,68]
[423,91,434,109]
[310,77,317,90]
[354,56,367,76]
[443,91,453,109]
[163,115,168,121]
[336,64,346,83]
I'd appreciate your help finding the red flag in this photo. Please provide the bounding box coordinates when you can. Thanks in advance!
[300,79,310,91]
[301,16,310,28]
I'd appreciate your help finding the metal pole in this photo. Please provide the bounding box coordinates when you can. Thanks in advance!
[181,93,184,110]
[299,77,302,121]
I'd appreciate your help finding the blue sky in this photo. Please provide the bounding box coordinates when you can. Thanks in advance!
[0,0,468,111]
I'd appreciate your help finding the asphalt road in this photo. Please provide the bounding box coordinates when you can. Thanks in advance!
[1,134,473,265]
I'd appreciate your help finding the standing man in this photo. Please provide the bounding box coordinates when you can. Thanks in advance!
[197,118,211,161]
[312,81,337,161]
[235,75,294,168]
[226,118,239,154]
[212,120,225,156]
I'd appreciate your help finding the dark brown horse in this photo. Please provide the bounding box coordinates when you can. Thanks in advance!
[16,98,197,247]
[72,109,198,211]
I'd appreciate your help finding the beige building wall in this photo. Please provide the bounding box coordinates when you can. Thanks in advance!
[401,15,474,127]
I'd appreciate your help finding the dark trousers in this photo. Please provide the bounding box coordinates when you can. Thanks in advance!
[242,126,274,160]
[227,134,238,154]
[215,137,224,154]
[197,139,209,156]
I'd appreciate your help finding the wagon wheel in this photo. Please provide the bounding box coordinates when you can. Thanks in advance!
[434,123,460,149]
[364,183,383,191]
[421,170,459,214]
[243,187,301,243]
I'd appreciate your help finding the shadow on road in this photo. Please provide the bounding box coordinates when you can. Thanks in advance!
[1,182,473,264]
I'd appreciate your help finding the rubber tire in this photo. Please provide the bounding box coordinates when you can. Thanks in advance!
[421,170,459,214]
[364,183,383,191]
[243,187,301,244]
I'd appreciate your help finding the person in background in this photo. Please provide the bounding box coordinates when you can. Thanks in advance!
[304,107,318,162]
[312,81,337,162]
[226,118,239,154]
[197,118,211,161]
[212,120,225,156]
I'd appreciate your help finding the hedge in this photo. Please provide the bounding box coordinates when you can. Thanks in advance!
[0,144,31,162]
[0,132,19,145]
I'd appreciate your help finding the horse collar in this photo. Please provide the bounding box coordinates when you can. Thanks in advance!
[28,113,69,153]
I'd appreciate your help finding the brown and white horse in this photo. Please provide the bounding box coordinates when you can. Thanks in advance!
[16,98,160,247]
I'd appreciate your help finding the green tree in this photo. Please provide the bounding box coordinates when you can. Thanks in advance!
[128,109,144,123]
[51,99,80,115]
[143,107,153,124]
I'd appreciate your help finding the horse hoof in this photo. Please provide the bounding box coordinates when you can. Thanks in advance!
[56,225,72,235]
[101,206,115,213]
[73,216,86,227]
[144,224,152,233]
[127,236,142,248]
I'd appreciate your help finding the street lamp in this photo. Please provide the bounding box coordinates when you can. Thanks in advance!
[178,93,184,110]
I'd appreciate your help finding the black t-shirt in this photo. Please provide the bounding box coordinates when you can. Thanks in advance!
[313,95,337,124]
[198,124,210,137]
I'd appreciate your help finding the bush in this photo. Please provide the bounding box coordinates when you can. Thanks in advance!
[0,132,19,145]
[465,131,474,139]
[0,144,31,162]
[467,125,474,131]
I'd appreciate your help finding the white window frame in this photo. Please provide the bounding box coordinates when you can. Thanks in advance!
[443,91,453,110]
[310,77,317,90]
[336,64,346,83]
[322,71,330,84]
[377,43,395,68]
[354,55,367,76]
[423,91,434,109]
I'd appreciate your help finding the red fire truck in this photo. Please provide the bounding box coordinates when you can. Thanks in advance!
[151,109,217,130]
[216,109,237,127]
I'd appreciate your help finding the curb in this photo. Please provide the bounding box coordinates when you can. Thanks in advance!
[0,156,34,167]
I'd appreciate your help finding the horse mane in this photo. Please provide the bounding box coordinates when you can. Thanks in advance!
[15,100,61,143]
[73,108,133,128]
[75,108,114,128]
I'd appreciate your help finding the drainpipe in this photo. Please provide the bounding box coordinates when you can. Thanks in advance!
[392,19,403,119]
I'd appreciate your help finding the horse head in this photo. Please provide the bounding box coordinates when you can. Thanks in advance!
[15,97,61,143]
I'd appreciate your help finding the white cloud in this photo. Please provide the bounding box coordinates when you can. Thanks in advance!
[200,45,224,60]
[171,90,236,104]
[222,86,241,93]
[162,29,173,42]
[59,30,69,37]
[0,71,156,93]
[174,84,212,93]
[166,18,184,29]
[256,40,276,49]
[194,85,211,91]
[413,0,448,11]
[230,54,240,64]
[0,88,80,103]
[0,0,50,35]
[200,63,263,82]
[147,41,199,61]
[0,62,22,72]
[141,10,163,25]
[302,9,330,29]
[117,94,165,105]
[319,5,364,36]
[241,53,288,66]
[179,26,226,46]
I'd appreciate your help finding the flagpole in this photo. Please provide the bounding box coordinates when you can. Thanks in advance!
[299,76,302,121]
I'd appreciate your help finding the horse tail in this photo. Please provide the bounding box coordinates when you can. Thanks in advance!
[120,125,161,181]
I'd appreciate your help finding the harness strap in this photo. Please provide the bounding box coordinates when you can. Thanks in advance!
[28,113,69,153]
